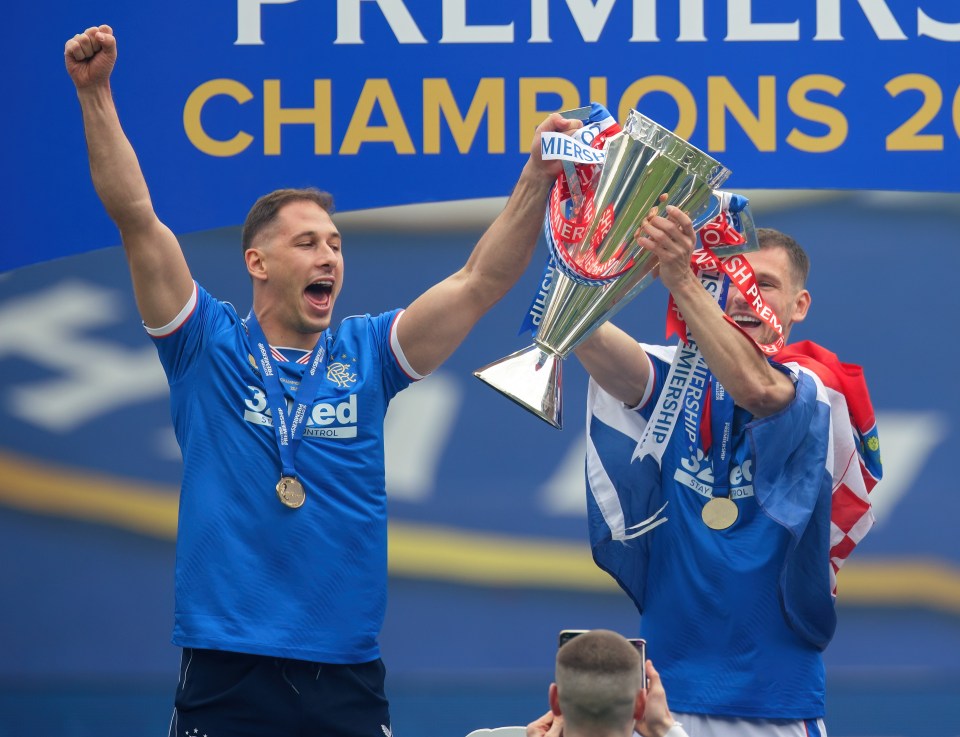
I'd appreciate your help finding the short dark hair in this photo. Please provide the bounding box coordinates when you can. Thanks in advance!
[241,188,335,254]
[555,630,642,731]
[756,227,810,289]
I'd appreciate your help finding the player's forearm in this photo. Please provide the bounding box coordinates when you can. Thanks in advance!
[669,272,794,417]
[393,160,554,375]
[574,322,651,407]
[77,84,158,236]
[460,160,554,305]
[76,82,194,328]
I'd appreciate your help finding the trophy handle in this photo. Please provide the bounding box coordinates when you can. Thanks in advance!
[473,345,563,429]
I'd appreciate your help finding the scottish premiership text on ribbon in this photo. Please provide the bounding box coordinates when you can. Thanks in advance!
[649,346,710,447]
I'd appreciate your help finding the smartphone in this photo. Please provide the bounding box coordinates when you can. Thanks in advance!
[557,629,647,689]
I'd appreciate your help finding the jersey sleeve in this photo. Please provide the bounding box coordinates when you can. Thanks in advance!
[747,367,830,527]
[374,308,420,400]
[634,344,672,418]
[147,283,240,385]
[584,343,673,613]
[747,368,837,648]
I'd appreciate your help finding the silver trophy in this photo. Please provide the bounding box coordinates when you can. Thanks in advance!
[475,110,733,429]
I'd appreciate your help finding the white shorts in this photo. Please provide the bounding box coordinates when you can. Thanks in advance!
[671,712,826,737]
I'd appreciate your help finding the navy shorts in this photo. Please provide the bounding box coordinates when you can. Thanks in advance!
[168,648,392,737]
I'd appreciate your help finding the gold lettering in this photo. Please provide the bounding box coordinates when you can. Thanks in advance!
[708,76,777,152]
[885,74,944,151]
[183,79,254,157]
[786,75,847,152]
[263,80,332,155]
[340,79,415,154]
[619,76,697,140]
[518,77,580,152]
[422,78,505,154]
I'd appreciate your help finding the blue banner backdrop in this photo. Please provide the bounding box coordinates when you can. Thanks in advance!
[3,0,959,271]
[2,192,959,681]
[1,190,959,735]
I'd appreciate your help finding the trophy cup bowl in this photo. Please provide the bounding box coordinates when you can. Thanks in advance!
[474,110,732,429]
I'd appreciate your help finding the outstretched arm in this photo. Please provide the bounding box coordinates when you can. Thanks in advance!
[395,113,582,376]
[65,25,193,328]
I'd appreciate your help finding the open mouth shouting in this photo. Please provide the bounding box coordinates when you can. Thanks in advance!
[304,278,335,313]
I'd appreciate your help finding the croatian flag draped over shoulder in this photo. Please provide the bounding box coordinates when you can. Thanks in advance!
[586,269,882,647]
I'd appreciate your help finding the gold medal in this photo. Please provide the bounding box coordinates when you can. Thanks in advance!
[276,476,306,509]
[701,497,738,530]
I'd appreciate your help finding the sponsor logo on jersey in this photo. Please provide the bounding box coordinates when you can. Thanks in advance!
[674,450,754,500]
[729,459,754,499]
[243,387,359,438]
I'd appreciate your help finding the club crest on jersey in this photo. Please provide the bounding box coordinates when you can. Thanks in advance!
[327,354,358,388]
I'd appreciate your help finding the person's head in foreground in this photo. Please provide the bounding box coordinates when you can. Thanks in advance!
[551,629,645,737]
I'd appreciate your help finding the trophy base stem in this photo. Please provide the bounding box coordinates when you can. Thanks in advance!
[473,345,563,429]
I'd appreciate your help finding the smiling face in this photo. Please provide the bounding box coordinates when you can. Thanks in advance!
[725,244,811,346]
[245,199,344,348]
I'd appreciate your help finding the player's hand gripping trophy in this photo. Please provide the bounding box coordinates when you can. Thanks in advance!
[475,105,742,428]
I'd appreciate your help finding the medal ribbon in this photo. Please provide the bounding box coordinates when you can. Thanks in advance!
[659,202,755,500]
[709,374,735,500]
[244,313,328,482]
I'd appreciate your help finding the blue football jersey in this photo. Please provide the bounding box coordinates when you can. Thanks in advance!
[150,284,417,663]
[587,344,833,719]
